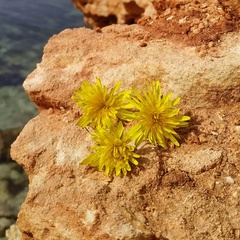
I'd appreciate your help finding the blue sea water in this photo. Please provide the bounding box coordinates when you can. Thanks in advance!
[0,0,86,129]
[0,0,86,86]
[0,3,86,237]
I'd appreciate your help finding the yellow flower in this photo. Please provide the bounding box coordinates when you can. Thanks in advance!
[72,77,133,128]
[80,122,140,176]
[128,81,190,148]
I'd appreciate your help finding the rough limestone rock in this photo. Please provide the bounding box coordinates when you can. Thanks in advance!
[71,0,156,27]
[72,0,240,35]
[11,21,240,240]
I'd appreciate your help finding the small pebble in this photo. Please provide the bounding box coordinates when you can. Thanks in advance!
[48,108,53,114]
[163,8,171,16]
[179,17,187,24]
[94,27,102,33]
[225,176,234,184]
[139,42,147,47]
[145,206,151,212]
[166,16,174,21]
[235,126,240,132]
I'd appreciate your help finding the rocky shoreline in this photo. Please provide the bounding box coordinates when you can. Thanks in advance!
[0,0,85,239]
[7,0,240,239]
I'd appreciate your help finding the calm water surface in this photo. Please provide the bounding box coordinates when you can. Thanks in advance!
[0,3,86,238]
[0,0,86,129]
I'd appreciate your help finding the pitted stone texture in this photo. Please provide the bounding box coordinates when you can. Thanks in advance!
[71,0,156,27]
[72,0,240,46]
[11,25,240,240]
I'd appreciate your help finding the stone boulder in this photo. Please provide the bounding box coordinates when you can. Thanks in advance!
[72,0,240,34]
[71,0,156,27]
[10,23,240,239]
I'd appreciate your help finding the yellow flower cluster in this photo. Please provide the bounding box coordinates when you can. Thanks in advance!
[72,77,190,176]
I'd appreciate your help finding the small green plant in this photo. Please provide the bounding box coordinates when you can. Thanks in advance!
[72,78,190,176]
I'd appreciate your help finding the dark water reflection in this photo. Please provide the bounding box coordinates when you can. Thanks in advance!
[0,0,86,129]
[0,3,86,238]
[0,0,86,87]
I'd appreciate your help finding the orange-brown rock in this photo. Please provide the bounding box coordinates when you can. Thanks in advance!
[146,0,240,45]
[11,23,240,240]
[218,0,240,19]
[72,0,240,46]
[71,0,156,27]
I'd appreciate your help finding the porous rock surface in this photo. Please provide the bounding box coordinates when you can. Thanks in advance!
[71,0,156,27]
[72,0,240,43]
[11,21,240,240]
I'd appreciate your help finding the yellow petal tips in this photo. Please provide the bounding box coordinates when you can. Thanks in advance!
[72,77,133,128]
[128,81,190,148]
[72,78,190,176]
[80,122,140,176]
